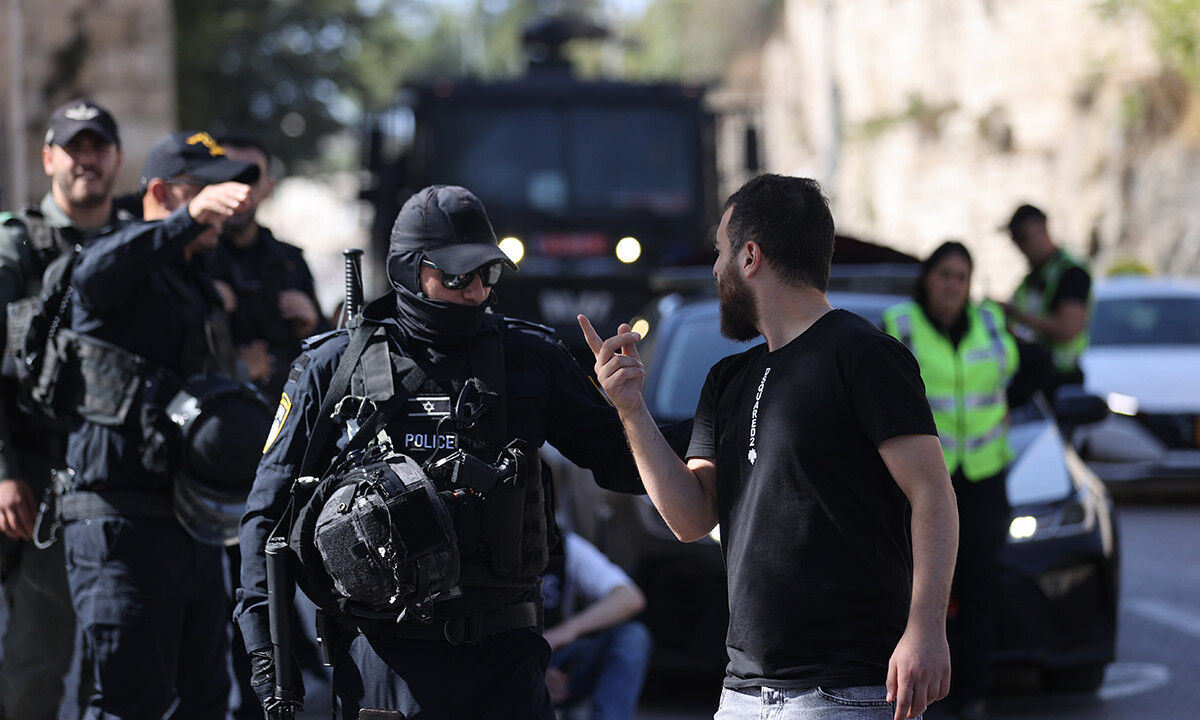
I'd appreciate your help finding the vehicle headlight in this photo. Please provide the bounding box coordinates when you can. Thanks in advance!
[1008,487,1098,543]
[615,236,641,263]
[1105,392,1138,416]
[499,236,525,264]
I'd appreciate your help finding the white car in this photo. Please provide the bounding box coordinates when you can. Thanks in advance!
[1076,275,1200,495]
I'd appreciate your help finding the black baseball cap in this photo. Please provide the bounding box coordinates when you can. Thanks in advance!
[1002,204,1047,234]
[44,98,120,148]
[388,185,517,274]
[138,131,260,192]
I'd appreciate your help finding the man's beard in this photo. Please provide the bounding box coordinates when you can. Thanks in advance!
[223,210,256,232]
[717,262,760,341]
[61,170,115,209]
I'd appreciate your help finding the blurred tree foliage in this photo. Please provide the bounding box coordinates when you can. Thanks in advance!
[1097,0,1200,87]
[175,0,601,170]
[174,0,775,170]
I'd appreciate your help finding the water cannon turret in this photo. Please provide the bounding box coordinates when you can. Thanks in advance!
[522,15,611,75]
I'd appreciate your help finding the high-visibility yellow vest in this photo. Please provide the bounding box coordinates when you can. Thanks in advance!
[883,301,1019,480]
[1011,249,1091,374]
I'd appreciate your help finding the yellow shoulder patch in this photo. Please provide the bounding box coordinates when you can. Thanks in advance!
[263,392,292,454]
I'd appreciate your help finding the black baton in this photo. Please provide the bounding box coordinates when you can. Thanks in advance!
[342,248,365,329]
[265,536,298,720]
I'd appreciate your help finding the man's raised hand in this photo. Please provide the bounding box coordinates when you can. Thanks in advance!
[578,315,646,416]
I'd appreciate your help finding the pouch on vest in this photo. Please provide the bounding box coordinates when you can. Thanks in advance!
[3,298,35,379]
[313,452,461,618]
[75,333,148,427]
[476,444,550,582]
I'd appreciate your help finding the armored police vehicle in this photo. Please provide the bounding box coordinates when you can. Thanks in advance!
[361,17,718,358]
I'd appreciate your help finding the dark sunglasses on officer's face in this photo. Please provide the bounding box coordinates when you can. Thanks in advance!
[421,258,504,290]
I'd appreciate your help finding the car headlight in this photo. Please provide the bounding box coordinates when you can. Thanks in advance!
[1008,487,1098,543]
[1105,391,1138,416]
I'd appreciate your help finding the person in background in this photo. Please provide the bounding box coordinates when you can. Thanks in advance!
[61,131,257,718]
[883,242,1020,720]
[207,133,328,405]
[202,133,330,719]
[541,530,651,720]
[581,173,958,720]
[1003,204,1092,399]
[0,97,127,720]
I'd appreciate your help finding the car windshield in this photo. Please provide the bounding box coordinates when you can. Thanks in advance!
[1090,295,1200,346]
[647,294,905,420]
[434,106,697,216]
[650,305,761,419]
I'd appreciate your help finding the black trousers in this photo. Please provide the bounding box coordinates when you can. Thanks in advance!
[334,627,555,719]
[946,469,1010,707]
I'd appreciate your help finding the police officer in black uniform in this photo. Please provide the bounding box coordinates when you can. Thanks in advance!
[62,131,259,719]
[235,185,651,719]
[0,97,127,720]
[205,133,330,404]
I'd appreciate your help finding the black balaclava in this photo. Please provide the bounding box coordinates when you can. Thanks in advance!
[387,249,491,350]
[385,185,515,354]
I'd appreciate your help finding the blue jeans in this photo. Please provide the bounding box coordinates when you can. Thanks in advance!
[715,686,913,720]
[549,620,652,720]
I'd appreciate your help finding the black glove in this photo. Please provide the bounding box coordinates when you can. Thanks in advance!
[249,650,305,718]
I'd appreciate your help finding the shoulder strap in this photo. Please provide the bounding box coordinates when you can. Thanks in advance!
[3,207,59,281]
[299,324,378,477]
[21,206,57,255]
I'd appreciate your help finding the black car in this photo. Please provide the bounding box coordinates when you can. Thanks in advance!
[549,291,1119,690]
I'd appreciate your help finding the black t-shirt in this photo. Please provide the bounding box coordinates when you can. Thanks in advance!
[687,309,937,690]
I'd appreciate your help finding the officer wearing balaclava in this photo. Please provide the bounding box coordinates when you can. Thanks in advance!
[236,185,654,719]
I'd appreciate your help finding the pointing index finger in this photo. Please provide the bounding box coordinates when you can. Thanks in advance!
[577,315,603,357]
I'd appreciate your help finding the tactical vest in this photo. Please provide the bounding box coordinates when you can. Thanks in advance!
[2,205,71,379]
[286,311,556,628]
[884,301,1018,481]
[1011,249,1092,374]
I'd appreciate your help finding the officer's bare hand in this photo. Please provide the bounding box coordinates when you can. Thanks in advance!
[278,289,319,338]
[578,315,645,416]
[187,182,251,231]
[213,279,238,313]
[0,478,37,540]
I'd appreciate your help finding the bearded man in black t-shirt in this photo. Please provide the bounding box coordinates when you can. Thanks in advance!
[580,174,959,720]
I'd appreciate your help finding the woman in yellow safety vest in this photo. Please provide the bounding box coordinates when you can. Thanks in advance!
[883,241,1019,720]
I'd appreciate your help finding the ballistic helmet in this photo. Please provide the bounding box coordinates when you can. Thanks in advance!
[314,453,461,617]
[167,374,274,546]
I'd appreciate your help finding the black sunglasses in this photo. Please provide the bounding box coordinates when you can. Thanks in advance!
[421,258,504,290]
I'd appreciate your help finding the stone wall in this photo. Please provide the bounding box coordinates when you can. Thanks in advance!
[756,0,1195,295]
[0,0,175,208]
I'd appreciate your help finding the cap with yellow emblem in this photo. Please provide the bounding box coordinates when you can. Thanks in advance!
[138,131,260,192]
